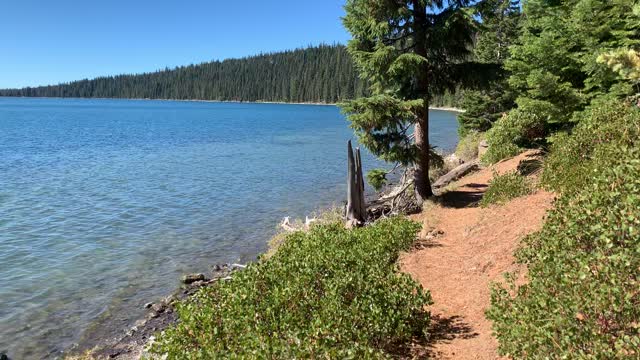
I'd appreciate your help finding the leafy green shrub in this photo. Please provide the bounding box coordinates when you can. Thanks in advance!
[479,171,532,207]
[482,109,546,164]
[487,147,640,358]
[542,99,640,194]
[153,218,431,358]
[455,131,484,162]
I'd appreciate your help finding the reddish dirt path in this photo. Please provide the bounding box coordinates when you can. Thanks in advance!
[401,151,555,359]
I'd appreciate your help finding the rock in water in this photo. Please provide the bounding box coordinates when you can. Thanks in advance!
[181,273,205,284]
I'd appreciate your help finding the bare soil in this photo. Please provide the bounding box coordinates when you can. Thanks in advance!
[401,150,555,359]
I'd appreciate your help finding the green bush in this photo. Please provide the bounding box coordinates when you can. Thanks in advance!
[487,146,640,358]
[152,218,431,359]
[542,99,640,194]
[482,108,546,164]
[367,168,388,192]
[455,131,484,162]
[479,171,532,207]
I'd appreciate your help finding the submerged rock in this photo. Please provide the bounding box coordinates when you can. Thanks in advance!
[181,273,205,284]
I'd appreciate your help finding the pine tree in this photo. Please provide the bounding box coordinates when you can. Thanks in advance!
[0,45,367,104]
[505,0,640,129]
[340,0,479,203]
[458,0,520,136]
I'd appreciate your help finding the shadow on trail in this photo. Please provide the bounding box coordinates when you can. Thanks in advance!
[424,314,480,358]
[386,314,479,358]
[435,189,484,208]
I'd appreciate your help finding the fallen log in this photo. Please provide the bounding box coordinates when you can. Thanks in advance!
[432,161,479,190]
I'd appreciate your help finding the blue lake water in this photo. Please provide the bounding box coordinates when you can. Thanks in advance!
[0,97,458,358]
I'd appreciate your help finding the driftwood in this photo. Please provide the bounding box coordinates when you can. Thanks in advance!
[346,140,366,228]
[280,217,296,232]
[280,216,318,232]
[366,168,421,219]
[432,161,479,190]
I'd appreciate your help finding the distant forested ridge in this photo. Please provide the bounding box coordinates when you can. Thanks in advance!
[0,45,371,104]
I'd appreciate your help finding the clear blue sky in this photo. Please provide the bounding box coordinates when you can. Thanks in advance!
[0,0,351,89]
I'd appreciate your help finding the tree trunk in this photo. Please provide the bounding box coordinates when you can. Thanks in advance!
[412,1,434,204]
[414,111,433,203]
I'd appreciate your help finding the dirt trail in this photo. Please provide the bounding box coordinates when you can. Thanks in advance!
[401,151,555,359]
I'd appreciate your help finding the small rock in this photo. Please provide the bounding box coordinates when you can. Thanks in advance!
[164,294,177,304]
[1,352,10,360]
[128,327,138,336]
[181,273,205,284]
[144,302,153,309]
[151,303,166,314]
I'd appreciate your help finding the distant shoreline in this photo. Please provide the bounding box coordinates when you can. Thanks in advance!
[0,96,465,112]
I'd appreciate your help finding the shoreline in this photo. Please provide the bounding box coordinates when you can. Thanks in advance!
[69,180,408,359]
[0,95,465,112]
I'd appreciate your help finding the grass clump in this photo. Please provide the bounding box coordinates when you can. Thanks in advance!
[479,171,532,207]
[152,217,431,358]
[455,131,484,162]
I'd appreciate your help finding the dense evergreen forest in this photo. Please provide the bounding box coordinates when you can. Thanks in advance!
[0,45,370,104]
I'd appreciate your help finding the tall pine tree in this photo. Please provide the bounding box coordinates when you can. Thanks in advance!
[340,0,481,202]
[458,0,521,136]
[506,0,640,128]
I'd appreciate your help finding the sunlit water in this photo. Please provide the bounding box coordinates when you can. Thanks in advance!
[0,98,458,358]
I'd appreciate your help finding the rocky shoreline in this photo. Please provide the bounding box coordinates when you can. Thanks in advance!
[73,263,247,360]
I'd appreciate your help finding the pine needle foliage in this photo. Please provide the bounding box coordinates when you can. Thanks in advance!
[506,0,640,127]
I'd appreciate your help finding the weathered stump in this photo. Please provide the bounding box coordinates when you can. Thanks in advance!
[346,140,366,228]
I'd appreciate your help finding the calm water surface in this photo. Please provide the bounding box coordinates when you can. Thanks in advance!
[0,98,458,358]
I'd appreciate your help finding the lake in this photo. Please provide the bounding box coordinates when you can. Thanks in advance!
[0,98,458,358]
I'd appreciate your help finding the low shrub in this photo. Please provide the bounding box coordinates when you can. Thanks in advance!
[265,206,345,258]
[479,171,532,207]
[541,99,640,194]
[487,147,640,358]
[455,131,484,162]
[152,218,431,358]
[482,109,546,164]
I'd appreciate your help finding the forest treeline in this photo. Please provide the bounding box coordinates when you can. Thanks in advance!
[0,45,371,104]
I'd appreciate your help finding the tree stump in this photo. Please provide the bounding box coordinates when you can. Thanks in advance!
[346,140,366,228]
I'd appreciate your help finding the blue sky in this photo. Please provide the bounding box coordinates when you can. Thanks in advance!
[0,0,351,89]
